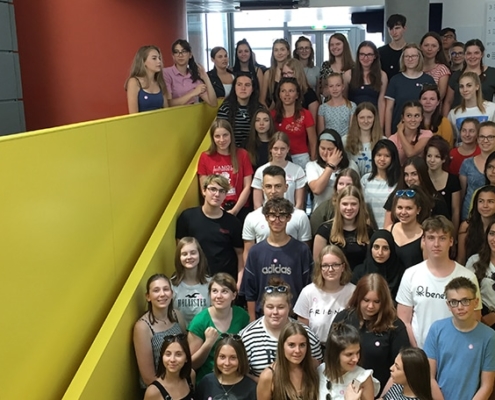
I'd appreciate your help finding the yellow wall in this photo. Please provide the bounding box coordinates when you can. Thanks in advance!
[62,134,211,400]
[0,105,217,400]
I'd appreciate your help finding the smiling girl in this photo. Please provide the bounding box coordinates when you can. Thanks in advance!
[196,335,256,400]
[172,237,211,327]
[207,47,234,99]
[313,185,374,269]
[294,245,356,344]
[197,119,253,221]
[449,118,481,175]
[317,323,380,400]
[134,274,187,386]
[293,36,320,91]
[419,84,454,147]
[420,32,451,100]
[233,39,264,91]
[388,101,434,165]
[245,108,275,170]
[143,334,195,400]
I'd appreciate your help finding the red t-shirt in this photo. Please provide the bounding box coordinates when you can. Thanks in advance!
[271,108,314,155]
[197,148,253,207]
[449,146,481,175]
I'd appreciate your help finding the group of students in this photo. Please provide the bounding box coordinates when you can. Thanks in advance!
[128,12,495,400]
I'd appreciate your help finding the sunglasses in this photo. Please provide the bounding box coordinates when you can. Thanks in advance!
[395,189,416,198]
[163,333,187,342]
[264,285,288,294]
[220,333,242,341]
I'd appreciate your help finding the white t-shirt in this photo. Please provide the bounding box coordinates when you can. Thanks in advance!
[448,101,495,145]
[396,260,482,348]
[465,254,495,311]
[305,160,359,210]
[360,174,396,229]
[252,161,307,206]
[293,282,355,342]
[317,364,380,400]
[242,207,312,243]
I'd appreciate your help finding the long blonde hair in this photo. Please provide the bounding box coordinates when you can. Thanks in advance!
[124,45,167,94]
[207,119,239,173]
[455,71,486,113]
[267,39,291,102]
[330,186,370,246]
[284,58,309,93]
[346,102,384,155]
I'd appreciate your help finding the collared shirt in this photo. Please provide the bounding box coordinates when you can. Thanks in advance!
[162,65,202,104]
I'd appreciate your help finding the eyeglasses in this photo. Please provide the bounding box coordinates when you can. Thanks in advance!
[443,34,455,39]
[282,71,295,77]
[487,165,495,172]
[220,333,242,341]
[163,333,187,342]
[359,53,374,58]
[173,50,190,56]
[264,285,288,294]
[321,262,344,271]
[479,135,495,142]
[206,186,227,195]
[396,189,416,198]
[297,46,311,52]
[447,298,475,308]
[404,54,419,60]
[266,213,290,222]
[451,51,464,57]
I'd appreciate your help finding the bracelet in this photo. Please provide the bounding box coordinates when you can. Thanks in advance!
[326,163,336,170]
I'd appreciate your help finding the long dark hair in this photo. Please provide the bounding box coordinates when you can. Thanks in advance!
[391,184,434,224]
[465,185,495,260]
[419,84,443,133]
[485,151,495,184]
[233,39,256,74]
[293,36,315,68]
[324,323,361,382]
[156,334,192,379]
[273,77,303,123]
[316,129,350,169]
[368,139,400,186]
[423,136,451,172]
[327,33,354,71]
[420,32,449,66]
[397,157,438,199]
[224,72,260,132]
[472,216,495,283]
[460,39,486,78]
[400,348,434,400]
[172,39,200,83]
[245,107,275,165]
[350,41,382,92]
[146,274,177,325]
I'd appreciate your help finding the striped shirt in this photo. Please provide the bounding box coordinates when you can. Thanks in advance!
[240,317,323,377]
[360,174,396,229]
[383,384,419,399]
[424,63,450,85]
[217,102,253,147]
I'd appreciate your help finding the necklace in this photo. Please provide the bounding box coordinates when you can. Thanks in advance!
[219,378,239,398]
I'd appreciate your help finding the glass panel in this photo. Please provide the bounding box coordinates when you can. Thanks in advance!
[206,13,229,71]
[286,7,352,27]
[365,32,385,48]
[233,10,285,28]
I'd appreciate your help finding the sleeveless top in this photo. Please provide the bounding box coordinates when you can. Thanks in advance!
[348,84,379,107]
[136,78,164,112]
[140,317,183,371]
[391,223,423,269]
[151,378,194,400]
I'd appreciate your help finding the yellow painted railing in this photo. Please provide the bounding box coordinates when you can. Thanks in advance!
[0,104,217,400]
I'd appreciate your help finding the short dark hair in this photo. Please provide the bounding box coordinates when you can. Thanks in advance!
[262,165,286,180]
[451,41,464,49]
[440,27,456,37]
[156,335,192,379]
[444,276,477,298]
[387,14,406,29]
[479,121,495,132]
[262,197,294,216]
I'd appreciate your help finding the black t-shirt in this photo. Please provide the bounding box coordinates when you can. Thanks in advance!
[333,309,410,392]
[196,373,257,400]
[303,88,319,109]
[315,222,374,270]
[378,44,403,81]
[176,207,243,279]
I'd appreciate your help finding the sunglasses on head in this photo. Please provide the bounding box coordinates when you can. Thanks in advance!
[395,189,416,198]
[220,333,242,341]
[163,333,187,342]
[264,285,288,294]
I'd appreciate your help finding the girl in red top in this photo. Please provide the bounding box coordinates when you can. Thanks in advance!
[449,117,481,175]
[197,119,253,222]
[271,77,317,169]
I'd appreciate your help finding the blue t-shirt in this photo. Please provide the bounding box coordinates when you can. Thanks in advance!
[138,88,164,112]
[424,317,495,400]
[385,72,435,134]
[241,238,313,316]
